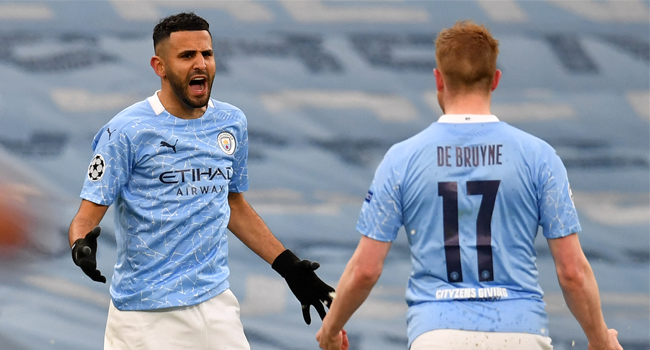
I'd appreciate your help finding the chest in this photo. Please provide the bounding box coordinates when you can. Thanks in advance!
[133,126,239,186]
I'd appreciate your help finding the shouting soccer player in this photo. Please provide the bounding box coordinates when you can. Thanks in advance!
[317,20,622,350]
[68,12,335,350]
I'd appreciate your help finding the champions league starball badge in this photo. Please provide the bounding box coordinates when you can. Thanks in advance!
[88,154,106,181]
[217,132,236,155]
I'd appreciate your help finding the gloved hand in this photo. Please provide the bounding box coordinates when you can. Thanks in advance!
[71,226,106,283]
[272,249,335,325]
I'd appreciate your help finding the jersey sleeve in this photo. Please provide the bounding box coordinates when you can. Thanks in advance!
[356,147,404,242]
[537,149,581,239]
[80,125,134,206]
[228,112,249,193]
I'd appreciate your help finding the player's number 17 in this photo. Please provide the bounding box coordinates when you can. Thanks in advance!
[438,180,501,283]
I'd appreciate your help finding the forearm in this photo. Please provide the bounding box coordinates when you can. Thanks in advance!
[227,192,284,263]
[68,200,108,246]
[229,210,285,263]
[322,255,378,336]
[69,218,96,246]
[559,260,608,346]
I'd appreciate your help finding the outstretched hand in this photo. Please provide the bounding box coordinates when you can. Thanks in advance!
[71,226,106,283]
[272,249,335,325]
[317,328,349,350]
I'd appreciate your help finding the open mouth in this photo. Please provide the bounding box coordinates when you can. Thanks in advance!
[189,77,206,94]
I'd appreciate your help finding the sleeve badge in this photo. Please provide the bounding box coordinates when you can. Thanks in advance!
[87,154,106,181]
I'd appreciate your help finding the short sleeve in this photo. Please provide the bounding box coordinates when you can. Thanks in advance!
[537,150,581,239]
[356,148,404,242]
[80,126,133,206]
[228,113,249,193]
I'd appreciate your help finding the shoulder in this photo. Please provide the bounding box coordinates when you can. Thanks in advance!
[92,99,158,148]
[497,124,565,178]
[386,123,439,158]
[377,127,431,172]
[211,99,242,112]
[498,122,556,154]
[108,99,159,133]
[210,99,247,122]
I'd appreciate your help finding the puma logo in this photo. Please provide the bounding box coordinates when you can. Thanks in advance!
[160,139,178,153]
[106,128,113,140]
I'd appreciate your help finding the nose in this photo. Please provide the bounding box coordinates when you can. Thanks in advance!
[194,55,207,70]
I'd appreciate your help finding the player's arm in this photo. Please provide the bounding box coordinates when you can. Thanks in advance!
[227,191,335,325]
[547,233,622,350]
[69,199,110,283]
[69,199,108,246]
[227,191,285,263]
[317,236,391,350]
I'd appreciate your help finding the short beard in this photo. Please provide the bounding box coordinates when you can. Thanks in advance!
[167,69,213,109]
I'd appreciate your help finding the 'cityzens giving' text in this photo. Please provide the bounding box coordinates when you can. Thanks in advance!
[435,287,509,301]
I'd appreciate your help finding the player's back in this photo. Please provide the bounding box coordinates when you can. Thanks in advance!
[392,116,579,339]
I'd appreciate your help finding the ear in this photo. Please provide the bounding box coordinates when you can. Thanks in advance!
[491,69,501,91]
[150,56,166,78]
[434,68,444,92]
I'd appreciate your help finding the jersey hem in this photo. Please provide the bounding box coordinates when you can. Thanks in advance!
[110,280,231,311]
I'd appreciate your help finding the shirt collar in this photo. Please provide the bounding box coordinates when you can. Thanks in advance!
[147,90,215,116]
[437,114,500,123]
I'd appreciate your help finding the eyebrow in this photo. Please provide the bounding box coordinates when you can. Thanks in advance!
[178,49,213,56]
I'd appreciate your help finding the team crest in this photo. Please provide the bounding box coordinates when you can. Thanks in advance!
[88,154,106,181]
[218,132,236,155]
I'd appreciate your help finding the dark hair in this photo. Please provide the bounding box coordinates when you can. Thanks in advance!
[153,12,210,50]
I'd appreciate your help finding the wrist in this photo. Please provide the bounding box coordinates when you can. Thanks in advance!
[71,239,83,265]
[71,237,83,249]
[320,323,338,340]
[588,337,609,350]
[271,249,299,277]
[587,328,611,350]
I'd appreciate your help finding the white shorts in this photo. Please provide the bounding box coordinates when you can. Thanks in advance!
[104,289,250,350]
[411,329,553,350]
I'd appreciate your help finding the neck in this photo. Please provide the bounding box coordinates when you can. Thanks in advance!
[157,87,207,120]
[442,91,492,115]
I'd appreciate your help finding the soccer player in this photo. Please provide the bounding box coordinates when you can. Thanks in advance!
[316,20,623,350]
[68,12,334,350]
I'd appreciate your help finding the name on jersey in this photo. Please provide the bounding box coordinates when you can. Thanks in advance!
[437,144,503,167]
[435,287,508,301]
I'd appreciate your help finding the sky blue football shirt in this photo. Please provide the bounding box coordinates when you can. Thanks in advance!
[80,92,249,311]
[356,114,581,347]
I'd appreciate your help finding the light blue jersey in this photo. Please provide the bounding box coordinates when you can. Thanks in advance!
[80,92,249,311]
[356,114,580,348]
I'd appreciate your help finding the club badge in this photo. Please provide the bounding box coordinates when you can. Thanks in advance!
[218,132,236,155]
[88,154,106,181]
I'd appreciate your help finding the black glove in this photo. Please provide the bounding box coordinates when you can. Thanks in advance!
[272,249,335,325]
[71,226,106,283]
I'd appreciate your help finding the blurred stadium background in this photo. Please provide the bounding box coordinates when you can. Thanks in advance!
[0,1,647,349]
